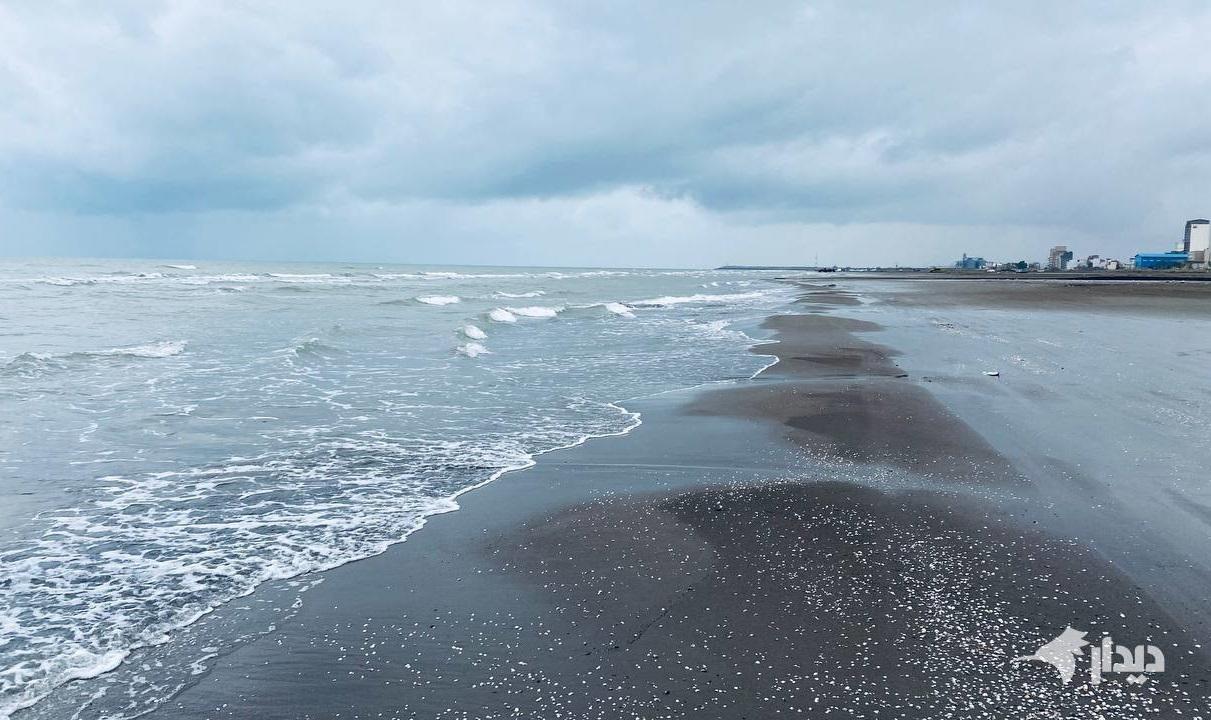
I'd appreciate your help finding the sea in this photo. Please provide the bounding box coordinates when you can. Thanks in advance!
[0,258,798,719]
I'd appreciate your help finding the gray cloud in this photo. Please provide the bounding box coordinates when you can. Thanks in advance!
[1,0,1209,265]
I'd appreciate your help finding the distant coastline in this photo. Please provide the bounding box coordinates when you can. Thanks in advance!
[717,265,1211,281]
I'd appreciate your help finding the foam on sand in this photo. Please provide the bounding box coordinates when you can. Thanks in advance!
[416,295,461,306]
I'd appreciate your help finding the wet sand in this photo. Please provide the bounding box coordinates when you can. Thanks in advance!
[837,275,1211,315]
[122,280,1211,720]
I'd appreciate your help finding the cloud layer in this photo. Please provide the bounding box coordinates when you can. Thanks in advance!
[2,1,1209,266]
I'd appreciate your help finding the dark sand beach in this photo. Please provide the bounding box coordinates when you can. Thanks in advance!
[122,279,1211,719]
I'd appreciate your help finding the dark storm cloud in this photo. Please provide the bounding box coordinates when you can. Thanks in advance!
[1,1,1209,264]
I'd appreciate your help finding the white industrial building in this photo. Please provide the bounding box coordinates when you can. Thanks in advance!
[1185,219,1210,267]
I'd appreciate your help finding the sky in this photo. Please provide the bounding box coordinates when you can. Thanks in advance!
[1,1,1209,268]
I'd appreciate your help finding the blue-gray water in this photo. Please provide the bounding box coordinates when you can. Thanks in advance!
[0,259,796,718]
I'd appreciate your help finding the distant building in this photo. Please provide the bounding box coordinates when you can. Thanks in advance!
[954,254,986,270]
[1047,245,1074,271]
[1183,219,1210,253]
[1183,219,1210,268]
[1134,251,1189,269]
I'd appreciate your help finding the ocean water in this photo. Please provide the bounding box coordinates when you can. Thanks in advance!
[0,259,797,719]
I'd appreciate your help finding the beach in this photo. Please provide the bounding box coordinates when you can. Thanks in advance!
[111,278,1211,719]
[8,3,1211,717]
[10,274,1211,719]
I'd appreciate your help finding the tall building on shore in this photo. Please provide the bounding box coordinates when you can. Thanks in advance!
[1184,219,1210,267]
[954,253,986,270]
[1047,245,1073,271]
[1183,219,1209,253]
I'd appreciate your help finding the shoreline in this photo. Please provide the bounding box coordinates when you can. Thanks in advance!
[25,279,1211,719]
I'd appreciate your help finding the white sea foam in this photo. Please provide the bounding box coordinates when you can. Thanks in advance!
[603,302,635,318]
[163,264,198,270]
[33,273,163,287]
[506,306,561,318]
[1,341,186,377]
[416,295,461,306]
[421,271,528,280]
[457,342,491,357]
[176,273,261,285]
[690,319,748,341]
[0,404,644,720]
[96,341,187,359]
[495,290,545,298]
[630,291,770,307]
[0,263,795,719]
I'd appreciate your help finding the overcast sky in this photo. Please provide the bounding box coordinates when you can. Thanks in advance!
[2,1,1209,268]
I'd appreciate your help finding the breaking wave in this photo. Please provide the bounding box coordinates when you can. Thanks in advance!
[505,306,561,318]
[630,291,772,307]
[603,302,636,318]
[95,341,188,358]
[1,341,187,378]
[457,342,491,357]
[495,290,545,298]
[0,262,799,720]
[416,295,461,306]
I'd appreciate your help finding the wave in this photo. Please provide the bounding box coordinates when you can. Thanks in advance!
[37,277,93,287]
[11,268,659,290]
[1,341,187,377]
[495,290,545,298]
[419,270,632,281]
[275,337,342,364]
[32,273,163,287]
[630,291,771,307]
[505,306,561,318]
[602,302,636,318]
[0,352,60,377]
[416,295,461,306]
[178,274,260,285]
[372,272,422,280]
[268,273,351,285]
[94,341,187,359]
[544,270,631,279]
[0,402,644,720]
[420,271,528,280]
[0,267,800,718]
[456,342,491,358]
